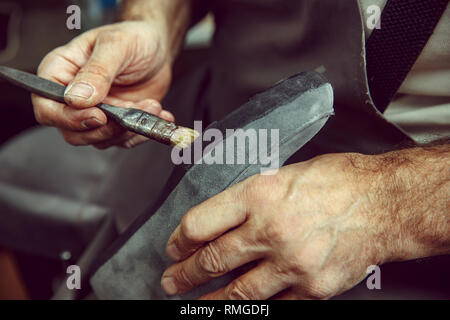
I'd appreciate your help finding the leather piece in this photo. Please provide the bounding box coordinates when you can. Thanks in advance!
[90,71,334,299]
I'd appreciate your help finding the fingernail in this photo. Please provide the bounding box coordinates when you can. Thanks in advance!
[161,277,178,295]
[81,118,105,129]
[65,82,94,100]
[167,244,181,261]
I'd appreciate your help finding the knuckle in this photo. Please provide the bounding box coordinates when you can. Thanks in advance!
[33,106,55,127]
[284,252,313,277]
[180,212,201,242]
[122,140,135,149]
[97,29,125,44]
[244,174,283,204]
[303,278,334,300]
[227,279,255,300]
[290,258,307,276]
[197,242,227,276]
[33,106,45,125]
[260,221,288,247]
[96,124,118,139]
[290,242,325,273]
[60,106,81,130]
[61,132,82,146]
[37,47,63,74]
[173,267,195,290]
[272,262,297,282]
[78,63,111,84]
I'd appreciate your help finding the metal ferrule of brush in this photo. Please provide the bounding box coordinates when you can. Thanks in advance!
[98,104,178,146]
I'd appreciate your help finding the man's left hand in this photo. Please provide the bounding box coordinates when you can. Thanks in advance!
[161,152,400,299]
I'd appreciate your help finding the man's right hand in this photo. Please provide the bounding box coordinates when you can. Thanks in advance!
[32,20,175,149]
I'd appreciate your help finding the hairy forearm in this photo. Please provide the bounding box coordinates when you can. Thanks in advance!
[121,0,193,62]
[376,142,450,261]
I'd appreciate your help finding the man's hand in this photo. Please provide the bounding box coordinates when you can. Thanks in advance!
[161,147,449,299]
[32,0,192,149]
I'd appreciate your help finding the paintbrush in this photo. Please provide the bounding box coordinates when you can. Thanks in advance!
[0,65,198,148]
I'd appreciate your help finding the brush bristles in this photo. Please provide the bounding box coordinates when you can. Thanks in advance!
[170,127,199,148]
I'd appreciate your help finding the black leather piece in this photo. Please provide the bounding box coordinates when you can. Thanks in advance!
[90,71,334,299]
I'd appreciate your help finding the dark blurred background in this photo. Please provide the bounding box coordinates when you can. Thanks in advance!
[0,0,117,299]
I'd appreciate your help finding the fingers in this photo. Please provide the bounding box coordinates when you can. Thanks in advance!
[32,94,106,131]
[32,23,173,148]
[270,288,324,300]
[161,225,265,296]
[64,30,129,108]
[93,131,136,150]
[58,98,164,146]
[199,261,291,300]
[121,134,150,149]
[37,46,82,86]
[59,121,124,146]
[270,289,299,300]
[33,46,108,130]
[160,110,175,122]
[166,183,249,261]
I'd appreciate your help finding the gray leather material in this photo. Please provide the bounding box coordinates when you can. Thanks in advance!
[90,71,334,299]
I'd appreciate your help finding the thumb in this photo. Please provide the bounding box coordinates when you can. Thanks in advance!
[64,31,128,108]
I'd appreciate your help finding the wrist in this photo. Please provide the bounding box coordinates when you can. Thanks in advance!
[364,147,450,263]
[368,152,413,263]
[344,153,402,264]
[121,0,192,64]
